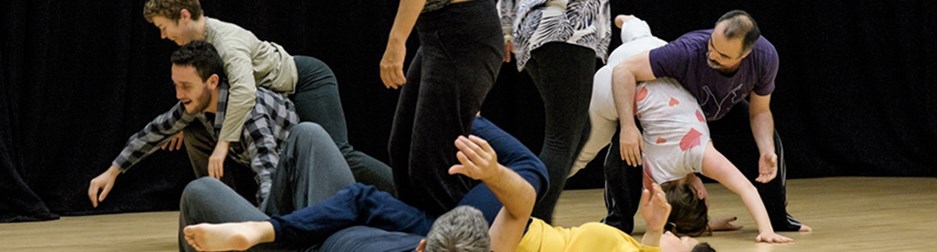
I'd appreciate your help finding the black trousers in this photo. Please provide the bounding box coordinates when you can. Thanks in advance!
[388,0,504,217]
[526,42,596,223]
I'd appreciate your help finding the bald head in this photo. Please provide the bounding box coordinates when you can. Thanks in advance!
[716,10,760,53]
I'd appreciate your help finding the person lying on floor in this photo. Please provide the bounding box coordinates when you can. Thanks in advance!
[177,117,714,252]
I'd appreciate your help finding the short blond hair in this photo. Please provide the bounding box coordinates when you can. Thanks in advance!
[143,0,203,23]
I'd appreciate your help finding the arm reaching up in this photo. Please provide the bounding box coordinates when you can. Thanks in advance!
[448,135,534,252]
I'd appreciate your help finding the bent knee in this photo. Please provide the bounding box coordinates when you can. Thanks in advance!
[291,122,330,140]
[181,177,224,205]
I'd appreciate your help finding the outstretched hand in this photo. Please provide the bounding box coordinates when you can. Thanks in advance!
[88,166,120,208]
[448,135,501,181]
[641,183,671,233]
[709,216,743,231]
[755,152,778,183]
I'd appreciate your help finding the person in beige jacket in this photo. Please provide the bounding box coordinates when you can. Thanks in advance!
[89,0,394,199]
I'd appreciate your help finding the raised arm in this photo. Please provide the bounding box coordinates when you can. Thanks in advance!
[611,51,656,167]
[380,0,426,89]
[639,183,670,248]
[748,92,777,183]
[448,135,535,252]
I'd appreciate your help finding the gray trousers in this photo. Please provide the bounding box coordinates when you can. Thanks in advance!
[178,122,356,252]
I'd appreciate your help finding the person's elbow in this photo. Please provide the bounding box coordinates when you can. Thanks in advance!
[612,62,636,82]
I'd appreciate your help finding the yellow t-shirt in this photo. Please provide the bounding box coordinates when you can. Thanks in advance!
[516,218,662,252]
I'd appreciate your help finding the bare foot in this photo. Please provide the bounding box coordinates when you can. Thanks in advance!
[183,222,273,251]
[799,224,812,232]
[615,15,635,28]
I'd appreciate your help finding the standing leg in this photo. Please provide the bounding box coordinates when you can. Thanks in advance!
[571,66,620,177]
[526,42,596,223]
[600,127,645,234]
[290,56,396,196]
[396,1,504,216]
[760,131,806,231]
[388,49,422,206]
[260,122,357,217]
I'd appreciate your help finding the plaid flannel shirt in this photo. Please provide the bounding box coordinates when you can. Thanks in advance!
[111,81,299,202]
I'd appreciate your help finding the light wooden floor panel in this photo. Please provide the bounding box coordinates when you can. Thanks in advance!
[2,177,936,251]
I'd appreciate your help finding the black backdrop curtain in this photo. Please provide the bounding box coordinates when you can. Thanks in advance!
[2,0,935,222]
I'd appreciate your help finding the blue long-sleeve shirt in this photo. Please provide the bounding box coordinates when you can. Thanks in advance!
[267,116,548,249]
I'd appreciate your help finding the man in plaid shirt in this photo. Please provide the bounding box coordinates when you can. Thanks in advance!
[88,41,353,213]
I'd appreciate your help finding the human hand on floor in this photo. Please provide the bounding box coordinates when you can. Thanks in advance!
[709,216,743,231]
[756,231,794,243]
[756,152,778,183]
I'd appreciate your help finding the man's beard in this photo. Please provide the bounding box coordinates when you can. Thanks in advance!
[707,58,723,70]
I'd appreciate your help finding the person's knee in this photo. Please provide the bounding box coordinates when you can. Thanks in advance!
[180,177,222,207]
[291,122,330,141]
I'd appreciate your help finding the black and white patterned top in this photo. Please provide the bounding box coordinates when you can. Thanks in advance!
[111,81,299,202]
[498,0,611,71]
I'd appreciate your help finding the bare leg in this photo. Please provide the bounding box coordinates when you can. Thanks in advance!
[183,221,275,251]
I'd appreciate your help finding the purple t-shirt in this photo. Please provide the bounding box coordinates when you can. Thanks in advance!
[649,29,778,121]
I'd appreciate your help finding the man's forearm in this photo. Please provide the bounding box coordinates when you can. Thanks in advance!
[612,64,638,128]
[749,110,775,154]
[483,165,535,219]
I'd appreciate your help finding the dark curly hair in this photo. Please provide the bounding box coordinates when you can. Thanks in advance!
[170,41,226,82]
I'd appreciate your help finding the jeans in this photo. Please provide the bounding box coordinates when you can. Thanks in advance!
[179,123,356,251]
[291,56,395,196]
[526,42,596,223]
[388,0,504,216]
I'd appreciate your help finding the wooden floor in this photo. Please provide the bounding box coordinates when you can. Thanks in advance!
[2,177,936,251]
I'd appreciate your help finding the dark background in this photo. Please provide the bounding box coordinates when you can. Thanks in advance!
[2,0,935,222]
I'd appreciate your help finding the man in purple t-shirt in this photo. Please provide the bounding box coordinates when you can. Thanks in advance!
[608,10,810,232]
